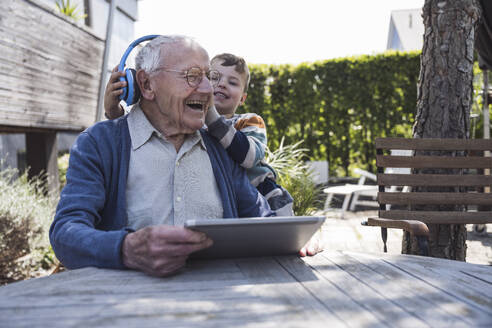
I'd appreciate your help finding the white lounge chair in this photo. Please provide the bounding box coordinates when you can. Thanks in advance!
[324,150,413,218]
[323,168,377,219]
[306,160,329,185]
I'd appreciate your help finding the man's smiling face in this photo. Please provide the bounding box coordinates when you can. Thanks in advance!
[149,41,213,134]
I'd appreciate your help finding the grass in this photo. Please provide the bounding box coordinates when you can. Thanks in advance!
[265,138,323,215]
[0,166,59,285]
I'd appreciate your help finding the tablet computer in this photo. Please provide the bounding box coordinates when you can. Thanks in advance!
[184,216,325,259]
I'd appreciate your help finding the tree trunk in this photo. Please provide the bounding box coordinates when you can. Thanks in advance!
[403,0,482,260]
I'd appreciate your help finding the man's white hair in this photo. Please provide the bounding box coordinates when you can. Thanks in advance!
[135,35,198,72]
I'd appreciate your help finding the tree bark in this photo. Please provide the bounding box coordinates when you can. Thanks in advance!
[404,0,482,260]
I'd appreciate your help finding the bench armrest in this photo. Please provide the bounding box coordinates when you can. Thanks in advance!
[362,217,430,237]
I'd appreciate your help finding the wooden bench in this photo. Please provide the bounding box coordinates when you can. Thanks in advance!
[362,137,492,255]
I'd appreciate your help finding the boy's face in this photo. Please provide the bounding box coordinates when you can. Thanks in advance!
[211,60,247,118]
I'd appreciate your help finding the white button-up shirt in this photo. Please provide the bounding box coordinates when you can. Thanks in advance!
[126,105,223,230]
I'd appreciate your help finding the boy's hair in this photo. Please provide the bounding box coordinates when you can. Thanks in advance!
[211,53,250,92]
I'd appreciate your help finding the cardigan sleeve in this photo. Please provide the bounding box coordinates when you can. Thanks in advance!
[49,131,128,270]
[231,158,275,218]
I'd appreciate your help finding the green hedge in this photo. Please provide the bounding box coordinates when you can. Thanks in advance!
[471,66,490,140]
[241,51,421,176]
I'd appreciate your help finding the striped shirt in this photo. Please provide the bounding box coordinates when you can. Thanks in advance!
[207,112,294,215]
[207,113,275,186]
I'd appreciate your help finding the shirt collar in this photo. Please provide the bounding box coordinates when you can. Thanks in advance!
[127,104,159,150]
[187,129,207,151]
[128,104,207,151]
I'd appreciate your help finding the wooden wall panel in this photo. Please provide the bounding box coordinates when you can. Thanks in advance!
[0,0,104,131]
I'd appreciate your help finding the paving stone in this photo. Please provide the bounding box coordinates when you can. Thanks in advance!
[317,210,492,265]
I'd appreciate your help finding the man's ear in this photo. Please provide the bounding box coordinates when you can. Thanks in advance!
[239,93,248,106]
[136,70,154,101]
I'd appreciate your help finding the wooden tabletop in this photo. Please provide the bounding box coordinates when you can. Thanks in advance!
[1,251,491,327]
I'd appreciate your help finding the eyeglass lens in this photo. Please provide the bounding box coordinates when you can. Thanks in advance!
[186,68,221,87]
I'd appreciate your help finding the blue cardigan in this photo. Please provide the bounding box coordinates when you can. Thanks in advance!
[50,116,273,269]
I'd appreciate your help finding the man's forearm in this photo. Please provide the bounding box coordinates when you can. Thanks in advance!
[50,218,129,269]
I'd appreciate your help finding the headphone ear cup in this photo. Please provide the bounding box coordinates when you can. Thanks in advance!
[118,72,129,103]
[128,69,141,105]
[123,69,141,106]
[123,69,134,105]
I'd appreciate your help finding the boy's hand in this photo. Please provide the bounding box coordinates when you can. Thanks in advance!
[104,65,126,119]
[299,230,324,257]
[205,104,221,126]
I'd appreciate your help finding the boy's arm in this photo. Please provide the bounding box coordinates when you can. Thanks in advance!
[207,107,267,169]
[104,65,126,119]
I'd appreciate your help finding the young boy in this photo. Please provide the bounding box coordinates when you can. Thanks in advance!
[205,53,293,216]
[103,53,294,216]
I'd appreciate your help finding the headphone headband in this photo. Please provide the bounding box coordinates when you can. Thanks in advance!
[117,34,160,72]
[118,34,161,105]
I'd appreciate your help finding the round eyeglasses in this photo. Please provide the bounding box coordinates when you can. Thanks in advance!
[152,67,221,88]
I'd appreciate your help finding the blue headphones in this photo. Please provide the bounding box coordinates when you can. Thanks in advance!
[118,35,161,105]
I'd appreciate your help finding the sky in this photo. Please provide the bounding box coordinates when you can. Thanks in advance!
[135,0,426,65]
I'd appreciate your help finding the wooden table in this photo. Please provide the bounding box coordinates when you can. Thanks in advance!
[1,251,491,327]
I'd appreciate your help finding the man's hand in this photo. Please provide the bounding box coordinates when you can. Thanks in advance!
[104,65,126,119]
[121,225,213,277]
[299,230,324,257]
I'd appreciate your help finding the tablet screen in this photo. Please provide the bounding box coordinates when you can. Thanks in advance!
[184,216,325,259]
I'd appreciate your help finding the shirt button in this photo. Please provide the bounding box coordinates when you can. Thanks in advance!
[176,161,179,167]
[177,196,182,202]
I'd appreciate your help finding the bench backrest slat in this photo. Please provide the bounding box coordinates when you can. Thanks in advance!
[378,192,492,206]
[378,173,492,187]
[376,155,492,169]
[379,210,492,224]
[375,137,492,150]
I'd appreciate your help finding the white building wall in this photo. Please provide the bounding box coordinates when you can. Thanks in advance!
[386,9,424,51]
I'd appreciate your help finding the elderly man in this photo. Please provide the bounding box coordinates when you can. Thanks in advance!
[50,35,276,276]
[51,35,320,277]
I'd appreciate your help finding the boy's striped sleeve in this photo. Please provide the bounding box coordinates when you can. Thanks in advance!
[207,114,267,168]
